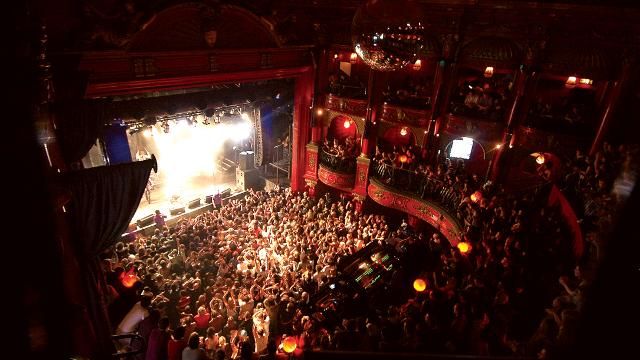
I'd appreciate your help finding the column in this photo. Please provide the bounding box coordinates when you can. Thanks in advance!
[291,67,315,192]
[589,61,632,156]
[353,69,386,199]
[490,66,528,183]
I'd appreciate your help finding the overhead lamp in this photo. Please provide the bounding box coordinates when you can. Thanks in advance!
[484,66,494,78]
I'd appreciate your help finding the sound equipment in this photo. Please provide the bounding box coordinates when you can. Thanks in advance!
[236,167,261,190]
[136,214,155,228]
[205,194,214,204]
[238,151,255,170]
[220,188,231,197]
[170,207,185,216]
[187,198,201,209]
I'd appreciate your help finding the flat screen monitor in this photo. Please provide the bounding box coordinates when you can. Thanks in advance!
[450,137,474,159]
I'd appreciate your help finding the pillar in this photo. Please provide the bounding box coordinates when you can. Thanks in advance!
[490,66,528,183]
[291,67,315,192]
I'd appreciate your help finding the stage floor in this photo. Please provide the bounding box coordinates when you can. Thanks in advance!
[132,172,237,222]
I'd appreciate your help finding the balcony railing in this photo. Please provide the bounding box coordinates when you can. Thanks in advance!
[372,161,463,214]
[320,148,357,174]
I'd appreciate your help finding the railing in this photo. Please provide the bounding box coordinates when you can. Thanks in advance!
[372,161,463,214]
[320,148,357,173]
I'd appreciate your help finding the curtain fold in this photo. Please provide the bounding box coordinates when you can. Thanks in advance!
[55,99,107,164]
[62,158,156,358]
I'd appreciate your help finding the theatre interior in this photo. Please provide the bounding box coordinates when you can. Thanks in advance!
[15,0,640,359]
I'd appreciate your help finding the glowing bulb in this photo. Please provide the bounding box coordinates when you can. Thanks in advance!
[350,52,358,62]
[484,66,494,78]
[316,108,324,116]
[143,129,152,138]
[536,154,545,165]
[457,242,471,254]
[400,127,408,136]
[470,191,482,203]
[412,59,422,71]
[566,76,577,86]
[282,336,297,354]
[413,278,427,292]
[241,112,251,121]
[495,144,502,149]
[343,120,351,129]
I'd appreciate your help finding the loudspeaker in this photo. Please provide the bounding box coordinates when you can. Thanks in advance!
[187,198,201,209]
[220,188,231,197]
[238,151,255,170]
[137,214,154,228]
[205,194,214,204]
[236,167,260,190]
[170,207,185,216]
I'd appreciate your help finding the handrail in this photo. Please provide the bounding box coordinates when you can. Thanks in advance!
[320,148,357,173]
[111,333,145,359]
[372,161,463,215]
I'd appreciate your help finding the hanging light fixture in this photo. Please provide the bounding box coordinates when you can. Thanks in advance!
[484,66,494,78]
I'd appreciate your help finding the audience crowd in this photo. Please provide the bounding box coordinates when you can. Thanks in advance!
[450,76,512,121]
[103,141,633,360]
[321,137,359,172]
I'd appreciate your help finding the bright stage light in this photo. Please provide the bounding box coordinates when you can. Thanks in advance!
[143,128,152,138]
[241,112,251,121]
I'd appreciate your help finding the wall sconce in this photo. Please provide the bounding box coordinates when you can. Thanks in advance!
[343,119,352,129]
[579,78,593,85]
[566,76,577,87]
[316,108,324,117]
[350,52,358,63]
[400,127,408,136]
[484,66,494,78]
[412,59,422,71]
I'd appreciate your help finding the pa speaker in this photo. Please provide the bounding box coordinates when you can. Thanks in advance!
[205,195,213,204]
[220,188,231,197]
[238,151,255,170]
[187,198,201,209]
[170,207,185,216]
[137,214,154,228]
[236,168,260,190]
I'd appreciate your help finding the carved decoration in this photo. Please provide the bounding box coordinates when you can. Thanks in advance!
[368,179,463,245]
[318,164,355,191]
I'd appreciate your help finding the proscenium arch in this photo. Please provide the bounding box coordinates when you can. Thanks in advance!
[127,3,281,51]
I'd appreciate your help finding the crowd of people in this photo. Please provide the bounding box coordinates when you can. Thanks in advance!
[102,139,633,359]
[526,90,597,134]
[321,137,359,172]
[450,76,512,121]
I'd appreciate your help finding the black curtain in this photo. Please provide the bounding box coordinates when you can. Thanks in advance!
[62,158,156,359]
[55,99,107,164]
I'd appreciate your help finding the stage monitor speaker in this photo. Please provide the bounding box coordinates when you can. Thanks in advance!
[220,188,231,197]
[137,214,155,228]
[187,198,201,209]
[238,151,255,170]
[170,207,185,216]
[205,195,213,204]
[236,167,260,190]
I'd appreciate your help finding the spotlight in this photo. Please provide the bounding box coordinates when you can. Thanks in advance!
[241,112,251,121]
[143,128,152,138]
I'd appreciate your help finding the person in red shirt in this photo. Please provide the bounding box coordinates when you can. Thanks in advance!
[167,325,187,360]
[194,306,212,335]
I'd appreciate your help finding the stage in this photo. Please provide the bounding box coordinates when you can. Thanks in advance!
[132,171,237,222]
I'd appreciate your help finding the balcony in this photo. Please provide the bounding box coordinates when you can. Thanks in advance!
[317,149,357,191]
[369,163,463,245]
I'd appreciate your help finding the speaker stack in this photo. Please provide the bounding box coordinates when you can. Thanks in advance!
[236,167,260,191]
[238,151,255,170]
